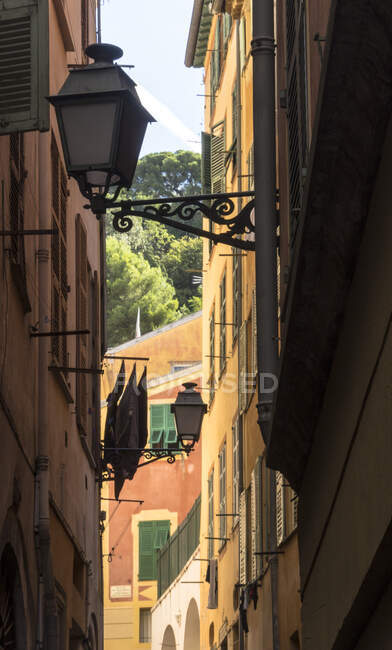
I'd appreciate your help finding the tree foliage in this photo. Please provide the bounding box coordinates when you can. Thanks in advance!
[106,237,178,347]
[105,151,203,346]
[128,150,201,199]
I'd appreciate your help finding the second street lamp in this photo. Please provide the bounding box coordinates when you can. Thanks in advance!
[49,43,256,250]
[171,383,207,452]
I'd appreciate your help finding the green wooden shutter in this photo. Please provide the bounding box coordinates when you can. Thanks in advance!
[201,132,212,194]
[154,520,170,550]
[0,0,49,134]
[139,521,154,580]
[164,406,177,449]
[150,404,165,446]
[211,122,226,194]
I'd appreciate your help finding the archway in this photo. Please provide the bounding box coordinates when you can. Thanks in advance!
[0,544,27,650]
[183,598,200,650]
[161,624,176,649]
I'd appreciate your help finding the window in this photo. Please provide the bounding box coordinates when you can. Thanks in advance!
[208,470,214,559]
[9,132,30,311]
[219,441,226,544]
[250,457,262,579]
[219,271,226,377]
[211,121,226,194]
[51,135,68,368]
[276,471,285,545]
[138,521,170,581]
[75,215,89,436]
[149,404,178,450]
[139,608,151,643]
[209,307,215,404]
[285,0,309,247]
[0,0,49,135]
[232,249,240,343]
[232,420,239,525]
[239,320,247,413]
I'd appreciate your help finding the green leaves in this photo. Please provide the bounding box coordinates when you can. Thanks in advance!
[106,237,179,347]
[106,150,203,346]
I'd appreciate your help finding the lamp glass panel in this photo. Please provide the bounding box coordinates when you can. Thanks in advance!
[85,171,121,188]
[174,404,203,442]
[60,101,118,167]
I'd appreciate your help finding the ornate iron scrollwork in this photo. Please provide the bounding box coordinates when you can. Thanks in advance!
[107,191,256,251]
[100,447,189,482]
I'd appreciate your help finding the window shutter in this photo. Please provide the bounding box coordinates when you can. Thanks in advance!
[219,442,226,542]
[219,271,226,376]
[239,16,246,70]
[164,406,177,449]
[150,405,165,446]
[239,320,247,413]
[211,122,225,194]
[208,470,214,559]
[201,132,212,194]
[251,458,262,580]
[209,309,215,404]
[139,522,154,580]
[154,521,170,551]
[232,420,239,526]
[0,0,49,134]
[251,288,257,380]
[276,471,285,545]
[239,489,247,585]
[292,489,298,529]
[51,135,67,369]
[76,215,88,434]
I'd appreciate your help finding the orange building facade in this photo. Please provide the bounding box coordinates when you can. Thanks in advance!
[101,312,203,649]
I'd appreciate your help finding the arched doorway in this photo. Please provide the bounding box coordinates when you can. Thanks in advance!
[0,544,27,650]
[183,598,200,650]
[161,624,176,649]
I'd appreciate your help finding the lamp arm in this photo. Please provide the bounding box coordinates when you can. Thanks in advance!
[89,191,257,251]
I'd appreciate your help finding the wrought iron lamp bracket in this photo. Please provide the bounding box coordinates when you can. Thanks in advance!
[92,191,256,251]
[100,446,193,482]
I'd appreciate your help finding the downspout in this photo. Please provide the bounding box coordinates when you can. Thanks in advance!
[35,131,58,650]
[235,18,246,650]
[251,1,280,649]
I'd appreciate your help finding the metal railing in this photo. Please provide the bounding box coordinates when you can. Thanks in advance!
[157,495,200,598]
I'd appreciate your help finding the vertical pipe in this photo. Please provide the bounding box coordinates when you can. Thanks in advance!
[235,18,246,650]
[251,1,280,649]
[252,0,279,442]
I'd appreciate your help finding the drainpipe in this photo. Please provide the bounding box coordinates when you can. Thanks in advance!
[234,18,246,650]
[251,1,280,649]
[36,131,58,650]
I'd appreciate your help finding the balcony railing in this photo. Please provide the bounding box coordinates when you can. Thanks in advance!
[157,495,200,598]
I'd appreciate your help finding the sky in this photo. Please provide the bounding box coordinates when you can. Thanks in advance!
[100,0,204,156]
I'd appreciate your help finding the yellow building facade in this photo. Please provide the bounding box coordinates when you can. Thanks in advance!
[101,313,202,649]
[186,1,301,648]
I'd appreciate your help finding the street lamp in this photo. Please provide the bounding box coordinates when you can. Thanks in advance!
[48,43,155,215]
[49,43,256,250]
[171,383,207,451]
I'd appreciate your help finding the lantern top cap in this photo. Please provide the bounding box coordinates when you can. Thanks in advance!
[85,43,124,65]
